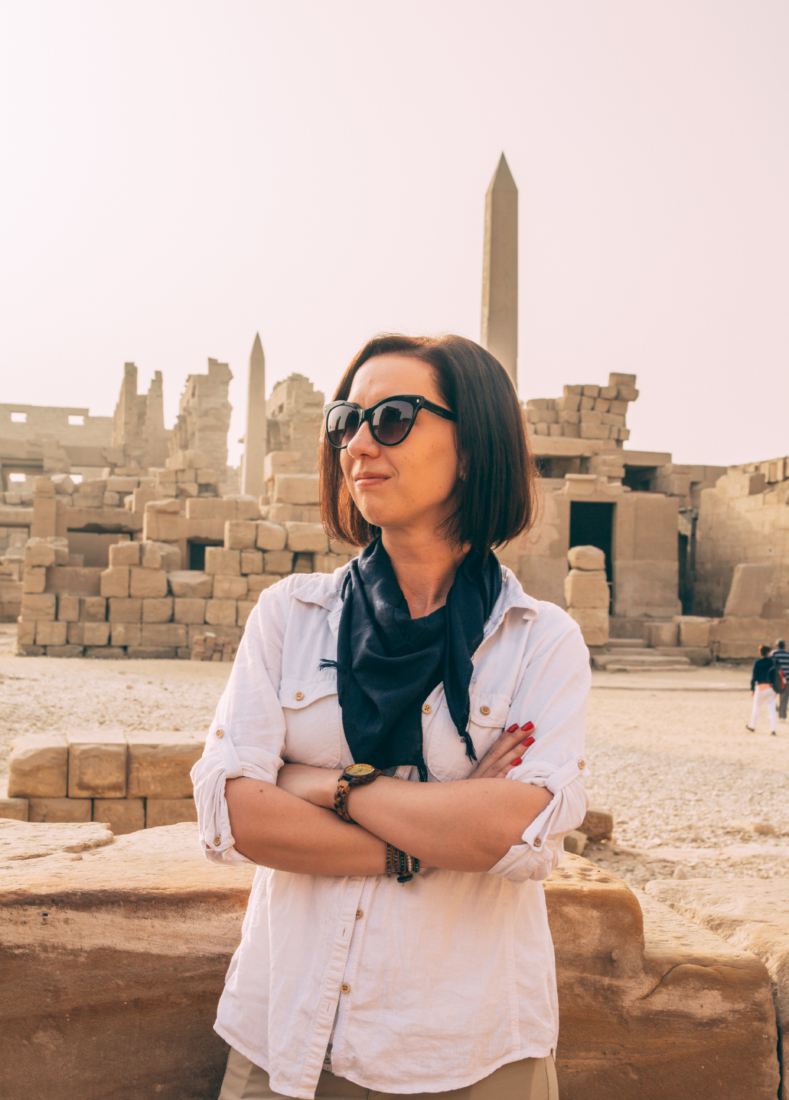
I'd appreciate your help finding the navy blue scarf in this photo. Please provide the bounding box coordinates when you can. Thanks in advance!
[328,538,502,780]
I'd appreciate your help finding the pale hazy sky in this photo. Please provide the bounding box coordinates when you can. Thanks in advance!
[1,2,787,468]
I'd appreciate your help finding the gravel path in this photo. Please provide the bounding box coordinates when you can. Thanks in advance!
[2,629,787,886]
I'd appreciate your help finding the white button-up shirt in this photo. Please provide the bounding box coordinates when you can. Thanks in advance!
[192,564,590,1099]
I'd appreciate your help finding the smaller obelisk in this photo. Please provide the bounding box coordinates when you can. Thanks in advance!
[480,153,518,391]
[241,333,267,498]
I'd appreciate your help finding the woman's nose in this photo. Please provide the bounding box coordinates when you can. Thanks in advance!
[346,419,379,458]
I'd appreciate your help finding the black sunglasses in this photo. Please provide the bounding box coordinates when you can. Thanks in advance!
[323,394,457,450]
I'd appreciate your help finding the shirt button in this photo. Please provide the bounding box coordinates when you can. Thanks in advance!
[480,705,491,716]
[341,983,351,994]
[533,837,542,848]
[295,691,305,701]
[578,759,586,770]
[213,836,221,846]
[422,703,431,714]
[356,909,363,920]
[216,729,224,738]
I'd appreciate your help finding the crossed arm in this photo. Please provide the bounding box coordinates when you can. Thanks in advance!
[225,724,553,876]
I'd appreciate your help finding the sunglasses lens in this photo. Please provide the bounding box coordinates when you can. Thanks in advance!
[326,405,361,448]
[372,400,415,445]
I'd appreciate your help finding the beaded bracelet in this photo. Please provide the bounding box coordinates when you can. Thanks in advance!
[386,842,420,883]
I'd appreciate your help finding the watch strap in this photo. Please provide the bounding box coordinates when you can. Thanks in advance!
[333,767,381,822]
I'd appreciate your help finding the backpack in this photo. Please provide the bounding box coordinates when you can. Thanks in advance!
[770,660,786,694]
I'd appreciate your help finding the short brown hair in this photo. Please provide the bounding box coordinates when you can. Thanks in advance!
[760,644,771,657]
[319,334,537,557]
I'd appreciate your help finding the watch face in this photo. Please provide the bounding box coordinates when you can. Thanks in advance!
[346,763,375,777]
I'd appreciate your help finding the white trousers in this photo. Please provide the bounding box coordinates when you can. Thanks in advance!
[749,686,777,733]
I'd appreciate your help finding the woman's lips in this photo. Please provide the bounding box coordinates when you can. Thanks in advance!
[354,473,389,488]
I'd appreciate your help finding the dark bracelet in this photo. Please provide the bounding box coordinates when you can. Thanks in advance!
[386,842,419,883]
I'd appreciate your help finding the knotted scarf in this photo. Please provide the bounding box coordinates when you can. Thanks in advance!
[327,537,502,780]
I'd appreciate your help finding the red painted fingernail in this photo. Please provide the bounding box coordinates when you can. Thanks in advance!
[521,722,534,732]
[506,724,519,733]
[522,736,535,749]
[511,757,522,767]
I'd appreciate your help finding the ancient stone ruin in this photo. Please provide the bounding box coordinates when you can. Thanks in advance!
[1,153,788,1100]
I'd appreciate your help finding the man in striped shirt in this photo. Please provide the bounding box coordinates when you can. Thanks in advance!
[771,640,789,720]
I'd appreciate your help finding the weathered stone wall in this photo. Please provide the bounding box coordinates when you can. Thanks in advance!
[647,877,789,1100]
[266,373,324,474]
[171,359,233,481]
[14,467,356,658]
[499,476,680,621]
[112,363,169,470]
[695,457,789,617]
[0,403,113,448]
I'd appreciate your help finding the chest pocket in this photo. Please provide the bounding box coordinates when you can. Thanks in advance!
[279,676,343,768]
[425,690,512,781]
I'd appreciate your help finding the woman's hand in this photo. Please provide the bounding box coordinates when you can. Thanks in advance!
[468,722,535,779]
[277,763,342,809]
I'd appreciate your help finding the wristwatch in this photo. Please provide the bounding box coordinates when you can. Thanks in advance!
[334,763,381,822]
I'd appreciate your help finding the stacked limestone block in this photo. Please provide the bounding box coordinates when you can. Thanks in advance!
[260,462,323,523]
[524,372,638,445]
[14,461,359,658]
[564,545,610,647]
[2,730,202,833]
[16,520,355,660]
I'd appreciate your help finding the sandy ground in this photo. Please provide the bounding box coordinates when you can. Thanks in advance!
[0,625,231,779]
[2,624,787,887]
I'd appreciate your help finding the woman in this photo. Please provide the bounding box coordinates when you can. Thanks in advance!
[192,334,591,1100]
[747,644,779,735]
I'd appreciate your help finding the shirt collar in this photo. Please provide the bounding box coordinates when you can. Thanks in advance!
[292,561,538,640]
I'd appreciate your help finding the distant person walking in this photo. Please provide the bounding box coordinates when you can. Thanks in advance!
[770,639,789,721]
[747,644,779,735]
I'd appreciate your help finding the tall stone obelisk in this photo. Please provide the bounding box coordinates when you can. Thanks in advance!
[480,153,518,391]
[241,333,267,498]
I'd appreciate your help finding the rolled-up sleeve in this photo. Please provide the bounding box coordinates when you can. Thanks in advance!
[487,608,591,884]
[190,588,288,864]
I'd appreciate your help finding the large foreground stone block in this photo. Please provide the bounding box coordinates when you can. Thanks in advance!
[0,821,252,1100]
[0,830,779,1100]
[647,877,789,1100]
[547,858,779,1099]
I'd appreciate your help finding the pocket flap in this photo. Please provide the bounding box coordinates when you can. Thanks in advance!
[279,676,338,710]
[467,691,511,729]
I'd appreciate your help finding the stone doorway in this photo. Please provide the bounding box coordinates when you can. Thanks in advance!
[569,501,615,611]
